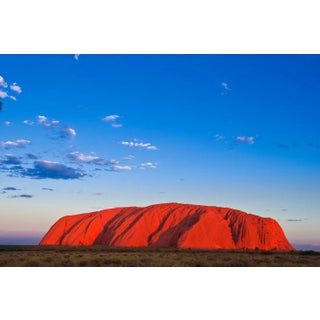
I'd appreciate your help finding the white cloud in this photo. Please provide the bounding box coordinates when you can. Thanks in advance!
[111,165,132,171]
[111,123,123,128]
[4,121,12,126]
[69,152,103,164]
[61,126,76,137]
[10,83,22,94]
[2,139,31,149]
[0,89,8,99]
[0,76,20,101]
[103,115,122,128]
[36,115,59,128]
[103,115,120,122]
[123,155,135,160]
[107,159,120,164]
[221,82,230,90]
[247,137,255,144]
[214,134,225,141]
[34,115,76,140]
[37,115,48,124]
[0,76,8,88]
[74,54,80,60]
[236,136,255,144]
[23,120,34,126]
[215,134,255,147]
[121,141,158,150]
[140,162,157,169]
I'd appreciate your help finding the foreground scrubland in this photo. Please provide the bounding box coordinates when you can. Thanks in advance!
[0,245,319,267]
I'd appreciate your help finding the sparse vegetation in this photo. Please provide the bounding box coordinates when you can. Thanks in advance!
[0,245,319,267]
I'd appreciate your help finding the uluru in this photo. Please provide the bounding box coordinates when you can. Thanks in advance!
[40,203,294,251]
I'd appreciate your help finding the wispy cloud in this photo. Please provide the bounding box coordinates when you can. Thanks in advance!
[42,187,54,191]
[2,187,18,191]
[102,115,122,128]
[10,194,33,199]
[221,82,230,90]
[24,160,84,180]
[0,89,16,100]
[10,83,22,94]
[0,90,7,98]
[26,153,38,160]
[60,126,76,138]
[1,154,22,165]
[0,75,21,100]
[107,159,120,165]
[236,136,255,144]
[1,139,31,149]
[0,75,8,88]
[26,114,80,143]
[37,115,48,124]
[140,162,157,169]
[214,133,256,149]
[121,141,158,150]
[109,165,132,171]
[214,134,225,141]
[111,123,123,128]
[4,121,12,126]
[23,120,35,126]
[26,115,79,143]
[103,115,120,122]
[69,152,103,165]
[221,82,231,95]
[74,54,80,60]
[123,155,135,160]
[36,115,60,128]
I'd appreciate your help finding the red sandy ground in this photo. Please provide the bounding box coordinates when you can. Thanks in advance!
[40,203,294,251]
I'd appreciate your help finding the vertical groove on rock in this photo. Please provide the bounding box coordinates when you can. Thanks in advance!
[93,207,137,245]
[152,208,207,248]
[109,210,149,246]
[58,215,92,245]
[147,210,174,246]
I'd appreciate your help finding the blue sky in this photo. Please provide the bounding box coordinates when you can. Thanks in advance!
[1,54,320,247]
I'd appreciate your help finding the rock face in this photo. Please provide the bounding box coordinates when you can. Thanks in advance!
[40,203,294,251]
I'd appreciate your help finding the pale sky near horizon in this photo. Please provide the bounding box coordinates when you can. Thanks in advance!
[1,54,319,247]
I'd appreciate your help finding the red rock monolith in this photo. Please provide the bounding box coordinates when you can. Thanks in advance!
[40,203,294,250]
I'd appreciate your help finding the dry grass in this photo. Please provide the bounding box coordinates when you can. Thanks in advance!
[0,245,320,267]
